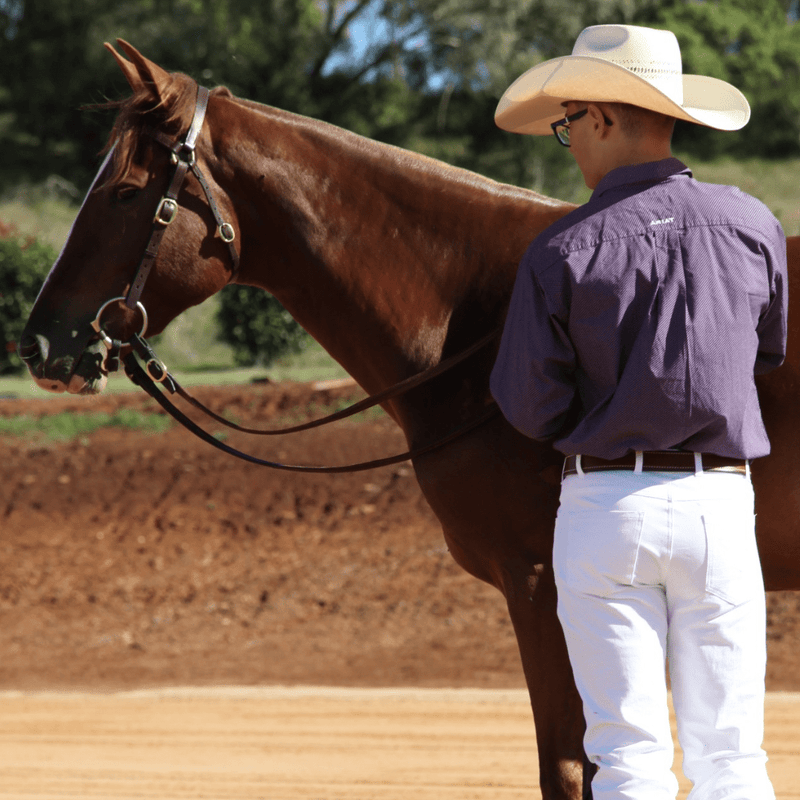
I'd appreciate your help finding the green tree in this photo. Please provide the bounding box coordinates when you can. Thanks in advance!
[215,285,309,367]
[633,0,800,157]
[0,0,115,189]
[3,0,798,370]
[0,222,56,375]
[0,0,407,191]
[376,0,800,174]
[2,0,799,192]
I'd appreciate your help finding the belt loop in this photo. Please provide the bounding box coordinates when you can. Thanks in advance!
[634,451,643,474]
[575,454,584,477]
[694,452,703,474]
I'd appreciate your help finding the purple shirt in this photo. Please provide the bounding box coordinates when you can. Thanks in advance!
[490,158,787,460]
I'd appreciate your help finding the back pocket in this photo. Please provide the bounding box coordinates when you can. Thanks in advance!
[554,510,645,597]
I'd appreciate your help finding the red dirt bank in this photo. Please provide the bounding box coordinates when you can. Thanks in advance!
[1,382,798,692]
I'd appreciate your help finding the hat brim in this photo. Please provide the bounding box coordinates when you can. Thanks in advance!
[495,56,750,134]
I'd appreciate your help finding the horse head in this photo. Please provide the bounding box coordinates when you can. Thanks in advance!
[19,40,238,394]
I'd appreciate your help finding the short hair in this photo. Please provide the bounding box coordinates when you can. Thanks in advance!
[601,102,675,138]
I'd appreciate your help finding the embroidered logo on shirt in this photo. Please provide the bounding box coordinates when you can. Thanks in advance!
[650,216,675,226]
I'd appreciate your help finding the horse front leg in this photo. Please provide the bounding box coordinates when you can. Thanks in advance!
[503,562,594,800]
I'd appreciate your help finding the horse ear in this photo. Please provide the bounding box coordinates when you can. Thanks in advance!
[105,39,173,104]
[104,41,143,92]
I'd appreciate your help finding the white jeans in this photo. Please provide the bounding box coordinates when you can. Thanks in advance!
[553,468,775,800]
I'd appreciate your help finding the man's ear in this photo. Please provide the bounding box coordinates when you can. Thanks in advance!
[588,103,615,139]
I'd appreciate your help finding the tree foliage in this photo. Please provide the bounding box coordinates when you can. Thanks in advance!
[215,285,309,367]
[632,0,800,157]
[0,222,56,375]
[2,0,798,196]
[0,0,330,190]
[377,0,800,164]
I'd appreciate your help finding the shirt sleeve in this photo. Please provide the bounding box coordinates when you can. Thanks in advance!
[754,222,788,376]
[490,255,577,441]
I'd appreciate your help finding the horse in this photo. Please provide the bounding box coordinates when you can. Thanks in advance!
[19,40,800,799]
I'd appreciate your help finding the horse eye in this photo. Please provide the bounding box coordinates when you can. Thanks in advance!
[116,186,140,202]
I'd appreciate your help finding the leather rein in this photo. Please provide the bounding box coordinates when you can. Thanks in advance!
[91,84,500,473]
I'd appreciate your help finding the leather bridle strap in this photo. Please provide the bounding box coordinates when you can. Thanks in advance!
[125,85,239,311]
[124,324,498,435]
[125,155,190,310]
[167,327,500,435]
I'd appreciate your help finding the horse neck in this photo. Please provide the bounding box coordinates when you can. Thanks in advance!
[210,97,571,409]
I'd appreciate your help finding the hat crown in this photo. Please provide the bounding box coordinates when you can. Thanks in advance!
[572,25,684,104]
[494,23,750,134]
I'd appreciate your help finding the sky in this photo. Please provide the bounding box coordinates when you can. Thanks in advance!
[322,0,447,88]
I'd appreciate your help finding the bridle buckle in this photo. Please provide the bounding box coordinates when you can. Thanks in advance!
[145,357,169,383]
[154,197,179,226]
[219,222,236,243]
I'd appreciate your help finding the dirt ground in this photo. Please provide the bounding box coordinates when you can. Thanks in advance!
[1,380,799,693]
[1,686,799,800]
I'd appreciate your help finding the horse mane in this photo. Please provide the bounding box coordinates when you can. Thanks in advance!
[94,71,227,187]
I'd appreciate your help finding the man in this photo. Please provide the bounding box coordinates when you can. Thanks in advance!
[490,24,787,800]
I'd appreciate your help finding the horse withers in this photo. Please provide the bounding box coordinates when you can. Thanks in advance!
[20,40,800,799]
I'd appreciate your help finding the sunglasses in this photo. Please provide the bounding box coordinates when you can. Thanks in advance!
[550,108,589,147]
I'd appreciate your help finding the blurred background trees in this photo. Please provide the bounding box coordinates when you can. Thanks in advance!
[2,0,798,194]
[215,285,308,367]
[1,0,798,370]
[0,220,56,374]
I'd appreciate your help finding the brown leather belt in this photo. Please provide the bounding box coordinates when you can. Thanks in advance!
[563,451,748,478]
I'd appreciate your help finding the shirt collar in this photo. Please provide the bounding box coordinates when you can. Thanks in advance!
[591,158,692,200]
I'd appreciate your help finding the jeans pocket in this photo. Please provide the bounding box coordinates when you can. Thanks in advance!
[703,512,763,606]
[554,510,645,597]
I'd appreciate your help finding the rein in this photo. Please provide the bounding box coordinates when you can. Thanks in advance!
[124,333,500,473]
[92,83,501,472]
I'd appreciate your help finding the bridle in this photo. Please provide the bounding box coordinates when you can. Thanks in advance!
[91,85,237,358]
[90,84,500,473]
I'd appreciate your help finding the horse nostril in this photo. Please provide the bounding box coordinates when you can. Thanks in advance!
[18,334,48,364]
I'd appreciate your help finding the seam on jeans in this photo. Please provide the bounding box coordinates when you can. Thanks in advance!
[627,511,646,586]
[667,497,675,575]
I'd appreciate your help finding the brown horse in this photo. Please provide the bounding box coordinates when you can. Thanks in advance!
[20,41,800,799]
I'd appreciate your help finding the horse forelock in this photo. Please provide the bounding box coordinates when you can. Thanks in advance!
[99,71,206,187]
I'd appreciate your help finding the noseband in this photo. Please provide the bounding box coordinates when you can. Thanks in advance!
[90,84,500,472]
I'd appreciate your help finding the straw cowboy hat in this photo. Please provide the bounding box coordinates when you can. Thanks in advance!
[496,24,750,135]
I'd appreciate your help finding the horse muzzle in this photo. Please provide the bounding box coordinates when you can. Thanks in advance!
[18,332,111,395]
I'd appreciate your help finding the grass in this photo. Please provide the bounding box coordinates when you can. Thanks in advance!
[265,342,350,384]
[0,339,350,400]
[675,154,800,237]
[563,155,800,237]
[0,182,79,251]
[0,407,173,442]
